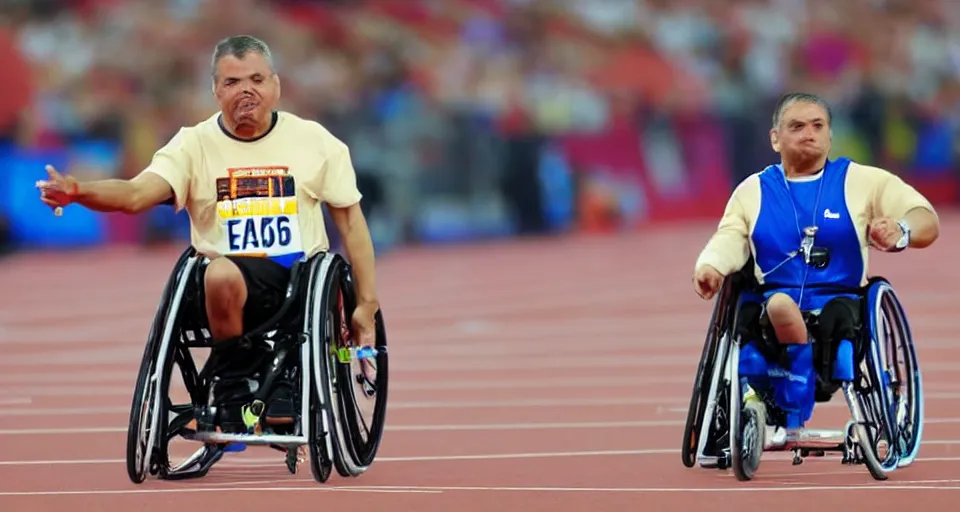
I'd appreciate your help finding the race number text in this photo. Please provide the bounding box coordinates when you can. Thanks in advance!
[227,215,293,252]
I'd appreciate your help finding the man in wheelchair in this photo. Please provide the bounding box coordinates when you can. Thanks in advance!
[691,92,939,454]
[35,35,382,430]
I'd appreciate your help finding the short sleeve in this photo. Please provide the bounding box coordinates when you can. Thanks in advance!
[314,141,363,208]
[871,168,937,221]
[141,128,192,212]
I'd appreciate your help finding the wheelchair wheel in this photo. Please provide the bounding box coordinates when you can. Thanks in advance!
[722,308,762,481]
[682,277,738,469]
[857,279,923,478]
[304,256,335,483]
[126,251,197,484]
[307,253,389,481]
[334,273,389,469]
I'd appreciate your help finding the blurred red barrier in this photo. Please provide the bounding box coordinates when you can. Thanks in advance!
[559,116,731,232]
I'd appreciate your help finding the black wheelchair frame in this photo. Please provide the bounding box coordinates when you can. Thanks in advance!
[125,247,389,484]
[680,260,923,481]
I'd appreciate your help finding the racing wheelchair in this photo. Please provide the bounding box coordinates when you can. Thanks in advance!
[681,260,922,481]
[124,247,389,484]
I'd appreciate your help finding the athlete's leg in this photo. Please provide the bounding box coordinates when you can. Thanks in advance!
[204,257,248,341]
[224,256,293,425]
[765,292,807,345]
[762,293,814,428]
[223,256,289,334]
[737,301,771,379]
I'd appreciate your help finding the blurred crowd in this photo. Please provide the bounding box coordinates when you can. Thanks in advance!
[2,0,960,251]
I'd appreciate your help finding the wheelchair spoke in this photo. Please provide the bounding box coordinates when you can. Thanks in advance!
[858,365,897,465]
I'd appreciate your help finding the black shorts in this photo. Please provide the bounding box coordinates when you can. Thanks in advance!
[225,256,292,331]
[754,296,861,345]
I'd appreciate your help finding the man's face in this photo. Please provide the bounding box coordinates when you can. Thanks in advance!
[771,101,831,164]
[213,52,280,130]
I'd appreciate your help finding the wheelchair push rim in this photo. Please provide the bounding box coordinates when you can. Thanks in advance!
[127,354,162,483]
[865,281,923,470]
[126,252,197,483]
[332,286,389,467]
[308,253,389,479]
[839,278,922,481]
[682,277,737,468]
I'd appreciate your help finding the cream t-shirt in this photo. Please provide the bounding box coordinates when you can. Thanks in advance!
[142,110,362,267]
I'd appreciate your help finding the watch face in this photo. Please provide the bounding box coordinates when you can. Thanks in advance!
[896,222,910,248]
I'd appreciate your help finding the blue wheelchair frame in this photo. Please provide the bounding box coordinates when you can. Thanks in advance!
[681,260,923,481]
[124,247,389,485]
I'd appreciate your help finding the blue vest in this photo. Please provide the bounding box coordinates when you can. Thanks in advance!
[751,158,862,311]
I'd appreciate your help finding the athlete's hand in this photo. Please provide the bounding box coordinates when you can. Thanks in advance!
[693,265,724,300]
[36,165,78,210]
[868,217,903,251]
[351,300,379,348]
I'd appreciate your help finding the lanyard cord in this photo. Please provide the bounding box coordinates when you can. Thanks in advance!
[760,168,826,306]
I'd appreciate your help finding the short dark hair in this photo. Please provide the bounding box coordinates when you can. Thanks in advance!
[210,35,275,79]
[771,92,832,129]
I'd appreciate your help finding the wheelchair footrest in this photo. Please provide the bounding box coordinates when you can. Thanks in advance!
[163,445,225,481]
[184,430,308,447]
[763,427,847,451]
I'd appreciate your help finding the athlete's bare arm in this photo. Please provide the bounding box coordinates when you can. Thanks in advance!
[76,172,174,214]
[328,202,378,307]
[40,165,175,215]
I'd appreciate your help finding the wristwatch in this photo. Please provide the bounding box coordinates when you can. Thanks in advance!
[892,219,911,251]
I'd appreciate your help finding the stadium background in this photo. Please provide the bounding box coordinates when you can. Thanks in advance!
[2,0,958,254]
[2,0,960,507]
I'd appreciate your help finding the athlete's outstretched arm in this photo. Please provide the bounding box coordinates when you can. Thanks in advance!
[39,128,191,215]
[74,172,174,214]
[39,165,175,214]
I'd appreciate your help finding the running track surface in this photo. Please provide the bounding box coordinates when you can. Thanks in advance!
[1,214,958,511]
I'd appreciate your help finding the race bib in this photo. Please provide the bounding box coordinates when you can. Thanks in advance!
[216,167,305,264]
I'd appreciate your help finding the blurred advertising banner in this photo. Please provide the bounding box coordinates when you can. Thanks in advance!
[1,141,121,249]
[902,118,959,206]
[556,114,731,232]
